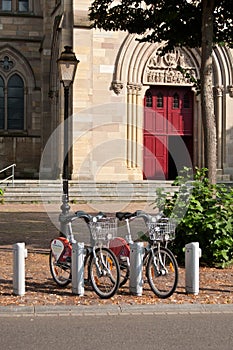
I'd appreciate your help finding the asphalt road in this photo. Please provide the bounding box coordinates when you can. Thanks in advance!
[1,312,233,350]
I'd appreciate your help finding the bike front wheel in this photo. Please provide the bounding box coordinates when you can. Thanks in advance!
[146,246,178,299]
[49,250,71,287]
[88,247,120,299]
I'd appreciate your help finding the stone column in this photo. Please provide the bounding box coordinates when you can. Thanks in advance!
[127,84,133,168]
[215,85,224,171]
[136,84,143,170]
[127,83,142,170]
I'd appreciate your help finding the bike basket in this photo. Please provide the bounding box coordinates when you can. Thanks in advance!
[89,217,117,246]
[147,218,176,242]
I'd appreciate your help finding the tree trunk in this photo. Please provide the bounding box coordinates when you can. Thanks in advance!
[200,0,216,184]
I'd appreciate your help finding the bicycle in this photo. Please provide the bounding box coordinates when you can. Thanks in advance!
[109,210,179,299]
[49,210,120,299]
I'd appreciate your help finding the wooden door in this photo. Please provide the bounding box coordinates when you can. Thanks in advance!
[143,86,193,180]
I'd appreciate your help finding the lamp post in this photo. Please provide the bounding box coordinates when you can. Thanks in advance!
[57,46,79,234]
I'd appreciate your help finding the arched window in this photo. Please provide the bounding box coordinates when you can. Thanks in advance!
[0,0,29,12]
[145,90,153,107]
[19,0,28,12]
[0,73,25,131]
[157,92,163,108]
[1,0,11,11]
[173,93,179,109]
[0,76,4,129]
[7,74,24,130]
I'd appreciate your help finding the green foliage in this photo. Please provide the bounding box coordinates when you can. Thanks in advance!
[0,188,3,204]
[176,65,201,94]
[154,167,233,268]
[89,1,233,184]
[89,1,233,49]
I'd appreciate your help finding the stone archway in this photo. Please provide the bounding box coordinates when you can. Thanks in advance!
[112,35,233,179]
[112,37,200,178]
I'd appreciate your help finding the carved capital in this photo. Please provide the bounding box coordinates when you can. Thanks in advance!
[111,80,123,95]
[134,84,142,94]
[127,83,133,93]
[127,83,142,95]
[228,85,233,98]
[215,85,224,97]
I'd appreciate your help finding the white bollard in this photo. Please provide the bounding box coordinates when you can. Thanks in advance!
[185,242,202,295]
[129,242,144,296]
[72,242,85,296]
[13,242,27,296]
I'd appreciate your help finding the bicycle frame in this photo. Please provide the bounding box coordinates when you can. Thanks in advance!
[50,210,121,298]
[110,210,178,298]
[149,243,169,276]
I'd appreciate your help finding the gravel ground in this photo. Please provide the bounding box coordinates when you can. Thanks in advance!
[1,203,233,306]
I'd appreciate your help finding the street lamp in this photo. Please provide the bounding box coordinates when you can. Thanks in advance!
[57,46,79,234]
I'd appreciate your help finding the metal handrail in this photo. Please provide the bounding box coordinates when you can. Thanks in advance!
[0,164,16,187]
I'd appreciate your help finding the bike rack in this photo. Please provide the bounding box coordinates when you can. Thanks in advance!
[185,242,202,295]
[129,242,144,296]
[72,242,85,296]
[13,242,28,296]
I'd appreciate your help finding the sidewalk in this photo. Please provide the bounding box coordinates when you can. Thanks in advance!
[2,303,233,317]
[1,202,233,314]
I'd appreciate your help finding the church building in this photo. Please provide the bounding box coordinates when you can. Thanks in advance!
[1,0,233,184]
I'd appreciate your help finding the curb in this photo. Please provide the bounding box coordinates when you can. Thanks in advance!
[1,303,233,317]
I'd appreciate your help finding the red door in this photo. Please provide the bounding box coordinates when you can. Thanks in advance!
[143,86,193,180]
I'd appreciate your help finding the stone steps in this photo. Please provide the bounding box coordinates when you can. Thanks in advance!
[0,180,177,203]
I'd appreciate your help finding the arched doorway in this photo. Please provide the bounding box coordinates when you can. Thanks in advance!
[143,86,193,180]
[111,36,232,181]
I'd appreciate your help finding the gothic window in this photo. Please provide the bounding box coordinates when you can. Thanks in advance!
[0,0,29,12]
[1,0,11,11]
[173,93,179,109]
[145,90,153,107]
[157,92,163,108]
[19,0,28,12]
[0,74,24,131]
[183,93,190,108]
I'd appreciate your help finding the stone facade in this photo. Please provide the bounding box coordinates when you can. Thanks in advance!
[72,0,233,181]
[0,1,56,178]
[0,1,233,181]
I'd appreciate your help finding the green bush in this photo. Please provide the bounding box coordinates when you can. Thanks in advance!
[0,188,3,203]
[154,167,233,268]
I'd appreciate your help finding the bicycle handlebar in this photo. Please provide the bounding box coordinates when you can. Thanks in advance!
[59,210,106,224]
[61,208,166,226]
[75,210,106,223]
[116,210,164,223]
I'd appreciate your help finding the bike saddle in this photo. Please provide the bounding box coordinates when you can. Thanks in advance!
[116,212,134,221]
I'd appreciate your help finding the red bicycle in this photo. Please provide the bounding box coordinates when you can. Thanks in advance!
[109,210,179,299]
[49,210,120,299]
